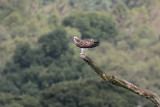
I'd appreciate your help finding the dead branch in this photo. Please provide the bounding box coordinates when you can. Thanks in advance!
[79,54,160,106]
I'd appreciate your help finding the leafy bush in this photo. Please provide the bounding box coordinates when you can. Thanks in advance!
[1,27,91,95]
[63,12,118,41]
[40,79,139,107]
[38,27,69,58]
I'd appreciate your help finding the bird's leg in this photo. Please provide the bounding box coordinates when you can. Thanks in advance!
[80,48,84,54]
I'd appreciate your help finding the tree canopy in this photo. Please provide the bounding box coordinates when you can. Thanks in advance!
[63,13,118,41]
[0,0,160,106]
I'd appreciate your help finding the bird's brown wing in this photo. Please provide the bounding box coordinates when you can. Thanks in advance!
[76,40,94,48]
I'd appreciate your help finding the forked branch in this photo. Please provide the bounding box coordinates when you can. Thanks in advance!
[79,54,160,106]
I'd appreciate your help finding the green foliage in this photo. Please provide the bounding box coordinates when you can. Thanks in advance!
[112,1,129,17]
[0,0,160,106]
[112,1,129,27]
[0,25,10,42]
[63,12,118,41]
[0,0,15,22]
[40,79,139,107]
[40,0,56,5]
[38,27,69,58]
[67,0,112,11]
[121,0,152,8]
[0,92,40,107]
[13,43,33,68]
[0,76,20,94]
[6,0,28,14]
[1,27,92,96]
[48,14,60,27]
[3,12,23,28]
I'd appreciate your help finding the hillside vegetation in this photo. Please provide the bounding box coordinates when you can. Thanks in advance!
[0,0,160,106]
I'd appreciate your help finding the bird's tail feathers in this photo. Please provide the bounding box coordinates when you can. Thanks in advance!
[94,41,100,46]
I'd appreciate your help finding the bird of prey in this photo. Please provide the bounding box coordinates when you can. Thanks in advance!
[73,36,100,54]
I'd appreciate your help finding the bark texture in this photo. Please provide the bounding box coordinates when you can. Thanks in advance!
[79,54,160,106]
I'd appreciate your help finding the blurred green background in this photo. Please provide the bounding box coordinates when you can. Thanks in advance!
[0,0,160,106]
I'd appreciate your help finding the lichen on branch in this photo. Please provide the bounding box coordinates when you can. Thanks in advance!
[79,54,160,106]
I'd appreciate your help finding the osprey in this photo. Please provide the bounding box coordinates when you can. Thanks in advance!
[73,36,100,54]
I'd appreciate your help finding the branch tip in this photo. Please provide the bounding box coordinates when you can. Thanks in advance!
[79,55,160,106]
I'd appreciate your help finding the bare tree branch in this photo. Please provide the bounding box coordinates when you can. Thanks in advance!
[79,54,160,106]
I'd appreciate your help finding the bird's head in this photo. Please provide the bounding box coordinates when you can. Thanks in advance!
[73,36,80,43]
